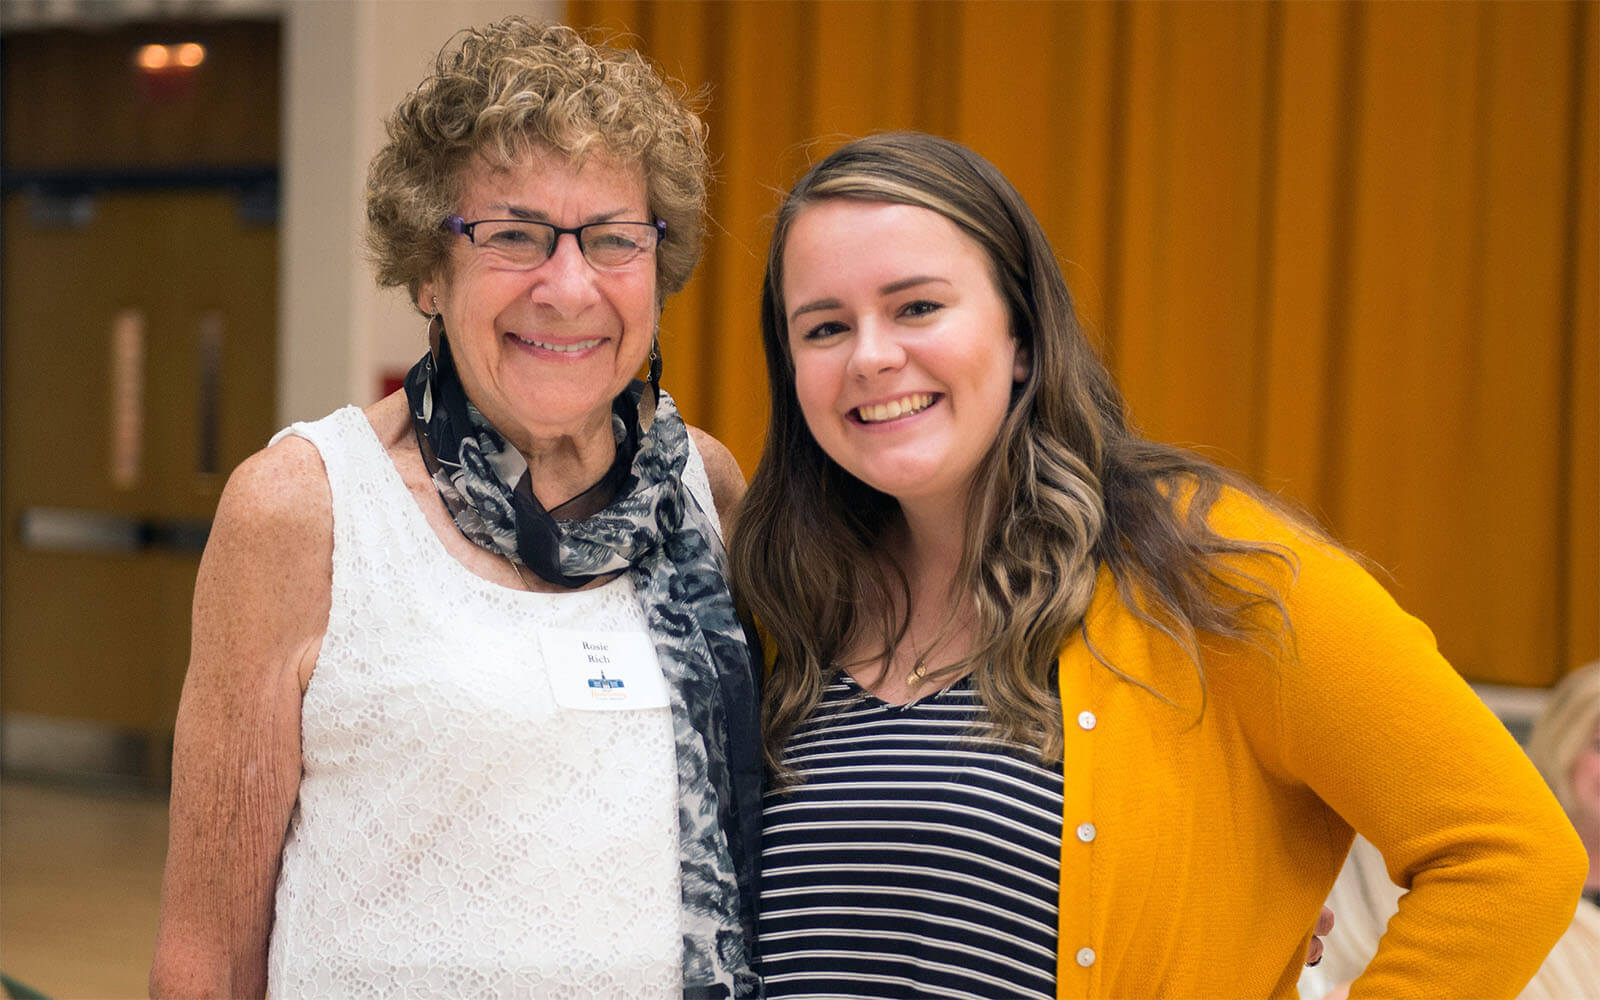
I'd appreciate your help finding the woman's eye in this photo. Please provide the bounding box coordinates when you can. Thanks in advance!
[801,321,848,341]
[590,232,638,251]
[900,299,943,319]
[486,228,536,246]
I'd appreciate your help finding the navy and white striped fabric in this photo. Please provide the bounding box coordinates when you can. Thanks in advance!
[758,673,1064,999]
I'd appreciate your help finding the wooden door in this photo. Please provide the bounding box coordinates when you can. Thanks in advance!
[1,188,277,775]
[1,20,281,778]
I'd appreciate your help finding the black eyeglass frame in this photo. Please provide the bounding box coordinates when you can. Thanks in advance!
[442,214,667,270]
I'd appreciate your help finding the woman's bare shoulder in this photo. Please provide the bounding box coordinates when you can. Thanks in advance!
[218,434,331,541]
[197,434,334,689]
[687,426,747,532]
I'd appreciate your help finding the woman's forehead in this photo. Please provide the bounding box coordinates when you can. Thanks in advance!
[456,145,648,211]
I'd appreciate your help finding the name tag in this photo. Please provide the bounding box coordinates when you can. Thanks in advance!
[541,628,670,712]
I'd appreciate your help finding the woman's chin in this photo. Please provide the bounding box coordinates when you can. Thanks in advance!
[493,374,631,441]
[849,466,969,512]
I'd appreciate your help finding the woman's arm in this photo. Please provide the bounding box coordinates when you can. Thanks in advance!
[1262,521,1587,999]
[149,438,333,999]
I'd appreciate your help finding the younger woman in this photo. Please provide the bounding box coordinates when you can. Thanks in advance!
[731,131,1585,1000]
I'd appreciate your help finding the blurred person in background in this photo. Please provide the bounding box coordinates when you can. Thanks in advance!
[149,19,760,998]
[1529,662,1600,909]
[1301,662,1600,1000]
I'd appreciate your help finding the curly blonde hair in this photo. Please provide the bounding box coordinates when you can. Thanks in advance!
[364,18,709,306]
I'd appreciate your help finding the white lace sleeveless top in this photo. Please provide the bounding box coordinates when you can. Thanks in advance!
[266,406,719,998]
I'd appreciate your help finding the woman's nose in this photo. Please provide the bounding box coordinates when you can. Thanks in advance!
[846,321,905,378]
[528,232,602,313]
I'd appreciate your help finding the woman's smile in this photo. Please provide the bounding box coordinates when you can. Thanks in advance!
[850,392,942,425]
[507,332,608,356]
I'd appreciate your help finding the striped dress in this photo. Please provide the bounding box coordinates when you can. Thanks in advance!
[758,673,1064,1000]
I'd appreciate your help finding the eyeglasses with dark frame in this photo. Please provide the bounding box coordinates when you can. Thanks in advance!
[444,215,667,271]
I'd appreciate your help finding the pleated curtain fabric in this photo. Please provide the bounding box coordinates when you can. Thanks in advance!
[568,0,1598,688]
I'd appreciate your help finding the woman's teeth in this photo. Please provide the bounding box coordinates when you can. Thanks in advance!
[515,335,602,353]
[856,393,936,423]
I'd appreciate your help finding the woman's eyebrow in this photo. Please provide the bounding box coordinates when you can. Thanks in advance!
[789,275,951,324]
[878,275,945,295]
[789,298,841,323]
[491,203,635,224]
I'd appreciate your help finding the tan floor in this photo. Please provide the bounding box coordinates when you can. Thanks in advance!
[0,778,168,1000]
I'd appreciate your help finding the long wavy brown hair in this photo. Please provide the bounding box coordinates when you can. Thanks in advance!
[731,132,1326,778]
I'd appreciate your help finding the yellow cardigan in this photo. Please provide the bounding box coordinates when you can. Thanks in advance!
[1051,494,1586,998]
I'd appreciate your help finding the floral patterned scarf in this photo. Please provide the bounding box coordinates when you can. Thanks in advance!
[403,333,762,998]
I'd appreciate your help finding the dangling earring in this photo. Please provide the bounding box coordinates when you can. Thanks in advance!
[426,295,444,356]
[426,314,445,356]
[635,333,663,431]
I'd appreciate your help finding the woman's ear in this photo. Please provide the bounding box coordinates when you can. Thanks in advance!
[1013,341,1032,383]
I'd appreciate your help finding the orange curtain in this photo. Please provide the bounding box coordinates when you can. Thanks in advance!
[569,0,1597,688]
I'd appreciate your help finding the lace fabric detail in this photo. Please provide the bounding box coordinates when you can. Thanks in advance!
[266,407,712,999]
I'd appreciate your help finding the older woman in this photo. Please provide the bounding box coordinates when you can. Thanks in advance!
[732,132,1586,999]
[150,20,760,998]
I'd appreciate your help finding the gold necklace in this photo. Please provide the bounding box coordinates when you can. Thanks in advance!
[905,628,933,686]
[905,606,974,686]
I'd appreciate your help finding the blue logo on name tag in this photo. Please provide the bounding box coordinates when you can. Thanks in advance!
[587,671,625,691]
